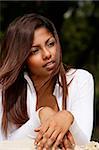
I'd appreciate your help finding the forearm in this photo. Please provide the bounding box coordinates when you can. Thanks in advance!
[67,70,94,145]
[35,107,75,149]
[8,112,40,140]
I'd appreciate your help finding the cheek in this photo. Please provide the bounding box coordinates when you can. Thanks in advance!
[52,46,58,58]
[54,47,60,63]
[26,56,40,71]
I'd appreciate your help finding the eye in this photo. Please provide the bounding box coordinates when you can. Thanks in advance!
[47,40,56,47]
[30,47,39,55]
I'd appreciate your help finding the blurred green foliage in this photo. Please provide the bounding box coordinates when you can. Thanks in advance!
[61,1,99,100]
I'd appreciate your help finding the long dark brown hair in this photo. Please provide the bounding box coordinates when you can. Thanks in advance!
[0,13,69,137]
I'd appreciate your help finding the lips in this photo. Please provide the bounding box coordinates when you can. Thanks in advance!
[43,60,55,70]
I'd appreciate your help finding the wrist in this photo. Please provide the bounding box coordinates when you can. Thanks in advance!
[62,110,74,125]
[39,107,56,123]
[67,111,74,125]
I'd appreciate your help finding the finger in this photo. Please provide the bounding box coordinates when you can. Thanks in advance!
[67,131,75,145]
[35,123,49,144]
[63,138,71,149]
[62,147,65,150]
[58,143,64,149]
[45,129,61,148]
[37,127,55,148]
[52,132,64,149]
[34,126,41,132]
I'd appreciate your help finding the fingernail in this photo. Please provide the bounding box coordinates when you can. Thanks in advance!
[34,141,37,145]
[37,142,41,146]
[38,146,41,150]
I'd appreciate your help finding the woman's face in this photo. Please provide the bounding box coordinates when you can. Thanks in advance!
[26,27,59,80]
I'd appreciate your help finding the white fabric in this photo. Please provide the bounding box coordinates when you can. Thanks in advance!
[0,69,94,145]
[0,138,36,150]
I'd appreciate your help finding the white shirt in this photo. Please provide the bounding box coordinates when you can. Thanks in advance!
[0,69,94,145]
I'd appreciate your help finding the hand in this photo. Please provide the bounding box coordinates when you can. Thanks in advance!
[52,131,75,150]
[34,107,56,149]
[34,107,74,149]
[38,106,56,123]
[62,131,75,150]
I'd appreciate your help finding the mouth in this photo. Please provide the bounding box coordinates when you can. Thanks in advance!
[43,60,55,70]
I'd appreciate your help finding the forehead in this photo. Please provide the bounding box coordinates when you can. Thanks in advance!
[33,27,54,44]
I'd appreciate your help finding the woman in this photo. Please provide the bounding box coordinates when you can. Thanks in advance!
[0,13,94,149]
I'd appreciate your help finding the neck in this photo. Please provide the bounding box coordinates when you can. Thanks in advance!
[30,75,56,95]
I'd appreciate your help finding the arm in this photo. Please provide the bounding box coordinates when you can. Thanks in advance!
[7,112,41,140]
[68,70,94,145]
[34,107,74,149]
[34,70,94,148]
[0,91,41,141]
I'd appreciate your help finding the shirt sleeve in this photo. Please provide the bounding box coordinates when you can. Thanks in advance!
[8,112,41,140]
[68,69,94,145]
[0,89,41,141]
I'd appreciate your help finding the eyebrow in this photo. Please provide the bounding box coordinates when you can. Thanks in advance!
[32,36,54,47]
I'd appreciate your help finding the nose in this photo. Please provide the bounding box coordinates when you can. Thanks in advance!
[42,47,51,60]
